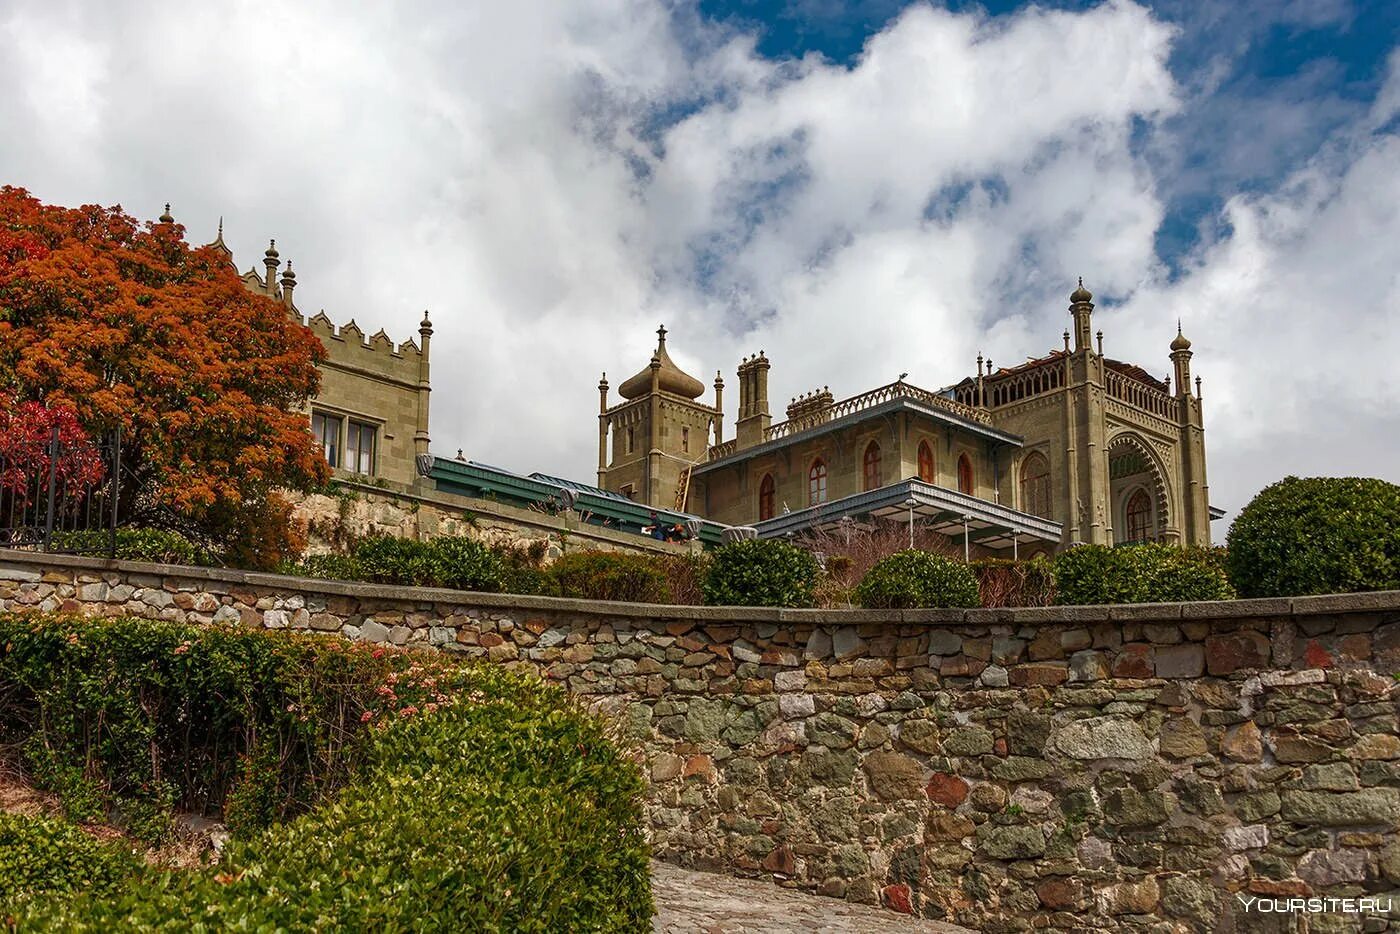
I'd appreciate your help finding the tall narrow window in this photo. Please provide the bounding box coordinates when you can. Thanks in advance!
[917,440,935,483]
[1125,488,1152,544]
[1019,452,1051,520]
[312,412,342,469]
[346,421,377,475]
[758,473,775,520]
[808,459,828,506]
[681,426,690,453]
[863,441,882,491]
[626,426,634,454]
[957,453,974,495]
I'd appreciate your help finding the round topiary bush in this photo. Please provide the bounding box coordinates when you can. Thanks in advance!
[702,539,821,607]
[1226,476,1400,598]
[854,550,980,609]
[1053,543,1235,605]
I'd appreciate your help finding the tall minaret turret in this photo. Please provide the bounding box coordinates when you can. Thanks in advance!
[280,262,297,310]
[414,311,433,461]
[1069,277,1093,352]
[263,240,280,296]
[1170,322,1192,395]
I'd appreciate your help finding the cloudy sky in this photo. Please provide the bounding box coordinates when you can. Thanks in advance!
[2,0,1398,526]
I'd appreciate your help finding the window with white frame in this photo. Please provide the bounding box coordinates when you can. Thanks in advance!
[312,411,343,468]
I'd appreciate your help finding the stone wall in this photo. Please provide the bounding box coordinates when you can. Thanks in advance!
[286,476,693,560]
[2,549,1398,932]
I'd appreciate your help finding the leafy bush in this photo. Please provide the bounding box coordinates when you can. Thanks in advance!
[702,539,821,608]
[0,814,140,911]
[971,556,1056,608]
[350,535,507,592]
[50,528,210,566]
[220,492,307,572]
[798,518,954,608]
[0,616,652,930]
[1226,476,1400,597]
[854,550,980,609]
[546,551,671,603]
[1054,543,1235,605]
[281,552,364,581]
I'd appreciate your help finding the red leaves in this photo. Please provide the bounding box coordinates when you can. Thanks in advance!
[0,186,329,529]
[0,397,106,501]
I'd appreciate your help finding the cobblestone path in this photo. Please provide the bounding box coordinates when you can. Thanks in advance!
[651,861,975,933]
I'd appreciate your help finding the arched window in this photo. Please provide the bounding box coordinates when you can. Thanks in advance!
[1125,488,1152,544]
[917,440,935,483]
[957,454,974,495]
[758,473,775,521]
[808,459,828,506]
[862,441,882,491]
[1020,452,1052,520]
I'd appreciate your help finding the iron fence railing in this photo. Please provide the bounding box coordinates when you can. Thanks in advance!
[0,426,123,556]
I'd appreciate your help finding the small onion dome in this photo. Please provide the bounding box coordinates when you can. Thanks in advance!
[159,203,174,224]
[1171,324,1192,352]
[1070,277,1092,304]
[265,239,279,259]
[280,261,296,284]
[618,325,706,400]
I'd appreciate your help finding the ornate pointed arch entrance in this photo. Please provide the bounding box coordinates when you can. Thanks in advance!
[1106,433,1175,545]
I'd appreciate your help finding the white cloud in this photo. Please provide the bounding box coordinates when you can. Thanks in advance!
[1,0,1396,530]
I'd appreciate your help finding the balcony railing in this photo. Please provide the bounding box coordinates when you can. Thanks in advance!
[1106,370,1174,420]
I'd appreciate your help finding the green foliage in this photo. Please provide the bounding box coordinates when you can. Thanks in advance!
[1053,543,1235,605]
[1226,476,1400,597]
[702,539,821,608]
[0,814,140,911]
[50,528,210,566]
[970,556,1056,608]
[854,550,980,609]
[546,551,671,603]
[279,552,364,582]
[351,535,507,592]
[0,616,652,931]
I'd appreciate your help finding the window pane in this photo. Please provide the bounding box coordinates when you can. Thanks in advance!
[347,421,375,474]
[313,413,342,468]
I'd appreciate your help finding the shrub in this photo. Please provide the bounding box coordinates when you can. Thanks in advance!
[658,552,711,606]
[1226,476,1400,597]
[282,552,364,582]
[0,814,140,911]
[1054,543,1234,605]
[546,551,671,603]
[702,539,821,608]
[50,528,209,566]
[353,535,439,586]
[971,555,1056,608]
[0,616,652,930]
[854,550,980,609]
[220,493,307,571]
[424,536,506,592]
[798,518,954,608]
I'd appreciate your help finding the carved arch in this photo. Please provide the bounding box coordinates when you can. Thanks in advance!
[1106,431,1174,540]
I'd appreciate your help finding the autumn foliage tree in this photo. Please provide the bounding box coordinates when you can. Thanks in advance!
[0,187,329,562]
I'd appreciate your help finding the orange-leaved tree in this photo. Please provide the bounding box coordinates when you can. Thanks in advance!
[0,186,329,560]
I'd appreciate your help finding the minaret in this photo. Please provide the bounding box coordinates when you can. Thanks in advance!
[159,203,174,224]
[414,311,432,461]
[263,240,280,297]
[1069,277,1093,352]
[1171,323,1210,544]
[1170,322,1192,395]
[279,262,297,311]
[597,372,610,485]
[713,371,725,446]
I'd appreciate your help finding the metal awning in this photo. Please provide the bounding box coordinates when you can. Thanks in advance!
[753,479,1062,551]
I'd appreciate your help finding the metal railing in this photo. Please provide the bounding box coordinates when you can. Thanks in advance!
[0,427,123,555]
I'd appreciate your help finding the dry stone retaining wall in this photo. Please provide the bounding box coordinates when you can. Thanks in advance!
[2,549,1399,932]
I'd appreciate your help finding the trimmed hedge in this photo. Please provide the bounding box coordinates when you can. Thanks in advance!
[1053,543,1235,605]
[545,551,671,603]
[50,528,211,566]
[0,616,651,930]
[854,550,980,609]
[0,814,140,911]
[1226,476,1400,597]
[702,539,821,608]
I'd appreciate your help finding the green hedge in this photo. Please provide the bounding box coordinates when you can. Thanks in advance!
[1053,544,1235,605]
[702,539,821,607]
[0,814,140,911]
[545,551,670,603]
[0,616,651,930]
[854,550,980,609]
[49,528,211,566]
[1226,476,1400,597]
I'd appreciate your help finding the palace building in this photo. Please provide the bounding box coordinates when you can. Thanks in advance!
[597,281,1219,554]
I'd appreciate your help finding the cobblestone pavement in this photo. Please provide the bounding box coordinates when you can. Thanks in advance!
[651,861,975,933]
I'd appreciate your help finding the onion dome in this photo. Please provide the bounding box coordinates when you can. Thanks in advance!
[1171,322,1192,352]
[618,325,706,400]
[159,203,174,224]
[265,239,279,259]
[1070,277,1092,304]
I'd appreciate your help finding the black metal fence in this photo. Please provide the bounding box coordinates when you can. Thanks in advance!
[0,426,122,556]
